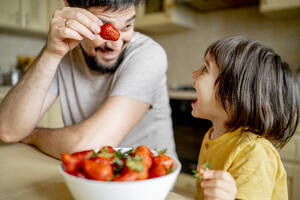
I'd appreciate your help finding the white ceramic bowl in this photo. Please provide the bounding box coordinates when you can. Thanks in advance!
[58,148,181,200]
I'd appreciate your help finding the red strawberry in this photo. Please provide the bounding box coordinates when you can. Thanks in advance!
[97,146,116,163]
[71,149,94,160]
[113,165,149,181]
[71,169,87,178]
[149,164,168,178]
[100,23,120,41]
[132,145,153,170]
[82,159,113,181]
[112,167,139,182]
[61,153,78,173]
[61,149,94,174]
[152,154,173,170]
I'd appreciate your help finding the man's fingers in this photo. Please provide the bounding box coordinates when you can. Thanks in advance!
[56,27,83,41]
[65,19,96,40]
[60,7,101,34]
[63,7,102,26]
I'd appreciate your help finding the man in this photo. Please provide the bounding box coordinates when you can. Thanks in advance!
[0,0,177,159]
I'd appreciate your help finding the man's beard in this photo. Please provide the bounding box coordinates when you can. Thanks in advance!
[80,45,125,73]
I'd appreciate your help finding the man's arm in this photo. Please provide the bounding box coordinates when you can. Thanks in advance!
[23,96,150,159]
[0,7,102,143]
[0,49,60,142]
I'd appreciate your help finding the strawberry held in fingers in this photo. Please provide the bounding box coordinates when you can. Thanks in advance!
[100,23,120,41]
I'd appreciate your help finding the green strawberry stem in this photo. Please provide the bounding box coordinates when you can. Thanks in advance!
[192,162,212,182]
[126,155,143,172]
[154,148,168,155]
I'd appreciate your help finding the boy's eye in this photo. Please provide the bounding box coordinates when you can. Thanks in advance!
[201,65,208,73]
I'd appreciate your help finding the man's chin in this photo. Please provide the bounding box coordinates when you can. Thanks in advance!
[97,57,117,65]
[89,58,120,73]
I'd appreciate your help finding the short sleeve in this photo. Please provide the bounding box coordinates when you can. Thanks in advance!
[110,43,167,105]
[228,143,277,200]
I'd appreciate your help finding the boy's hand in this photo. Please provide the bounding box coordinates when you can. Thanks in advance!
[201,170,237,200]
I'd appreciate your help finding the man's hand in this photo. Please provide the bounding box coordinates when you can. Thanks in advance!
[201,170,237,200]
[46,7,103,58]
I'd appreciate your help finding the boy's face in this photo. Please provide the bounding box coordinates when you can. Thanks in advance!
[191,53,228,121]
[81,5,136,71]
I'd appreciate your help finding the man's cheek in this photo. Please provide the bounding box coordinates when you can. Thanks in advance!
[121,30,134,43]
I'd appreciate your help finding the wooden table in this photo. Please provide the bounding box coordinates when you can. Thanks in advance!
[0,142,189,200]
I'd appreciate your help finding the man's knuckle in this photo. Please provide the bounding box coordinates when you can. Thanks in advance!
[75,12,82,20]
[67,19,74,26]
[63,28,68,35]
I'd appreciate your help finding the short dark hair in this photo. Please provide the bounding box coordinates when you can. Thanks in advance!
[66,0,142,11]
[206,36,300,148]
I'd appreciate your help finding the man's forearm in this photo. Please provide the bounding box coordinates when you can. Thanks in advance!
[0,48,61,142]
[24,127,84,159]
[25,122,112,159]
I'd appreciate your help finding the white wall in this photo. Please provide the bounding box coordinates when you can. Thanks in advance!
[150,6,300,85]
[0,32,46,73]
[0,6,299,85]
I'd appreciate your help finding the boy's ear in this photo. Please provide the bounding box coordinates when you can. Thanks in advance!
[63,0,69,6]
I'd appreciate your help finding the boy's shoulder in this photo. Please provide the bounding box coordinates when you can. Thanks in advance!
[233,129,280,161]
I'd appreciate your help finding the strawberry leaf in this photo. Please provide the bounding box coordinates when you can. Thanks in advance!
[126,155,143,172]
[123,147,136,156]
[202,162,212,170]
[192,170,203,182]
[113,157,124,172]
[154,148,168,155]
[192,162,212,182]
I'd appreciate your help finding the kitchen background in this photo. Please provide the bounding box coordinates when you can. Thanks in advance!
[0,0,300,199]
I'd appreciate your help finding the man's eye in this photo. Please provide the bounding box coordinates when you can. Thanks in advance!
[122,24,133,31]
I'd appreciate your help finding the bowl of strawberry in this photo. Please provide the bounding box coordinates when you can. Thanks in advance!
[59,145,181,200]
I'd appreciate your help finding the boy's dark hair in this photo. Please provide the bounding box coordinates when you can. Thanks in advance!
[206,36,300,148]
[66,0,142,10]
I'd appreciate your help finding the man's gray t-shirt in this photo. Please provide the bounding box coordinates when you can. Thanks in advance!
[49,32,177,157]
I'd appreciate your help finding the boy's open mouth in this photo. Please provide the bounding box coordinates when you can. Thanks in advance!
[192,98,197,105]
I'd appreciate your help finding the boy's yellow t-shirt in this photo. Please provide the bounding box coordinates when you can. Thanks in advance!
[196,127,288,200]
